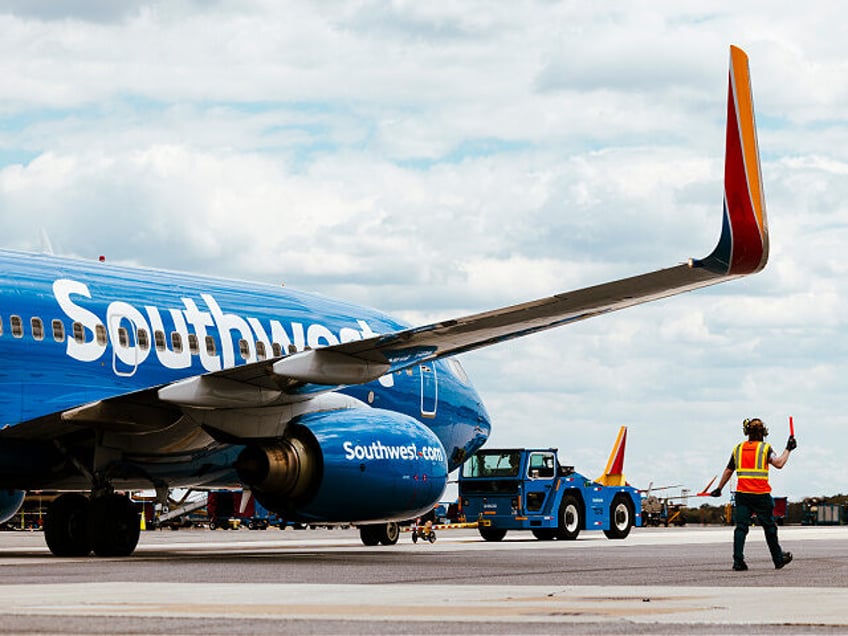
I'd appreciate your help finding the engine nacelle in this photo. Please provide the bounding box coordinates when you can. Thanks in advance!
[0,489,25,524]
[237,408,448,522]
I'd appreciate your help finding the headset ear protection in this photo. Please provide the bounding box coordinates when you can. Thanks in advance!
[742,418,769,437]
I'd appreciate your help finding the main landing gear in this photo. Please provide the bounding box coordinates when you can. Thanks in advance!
[358,522,400,546]
[44,492,140,557]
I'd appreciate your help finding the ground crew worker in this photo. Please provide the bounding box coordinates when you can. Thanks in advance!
[710,417,796,571]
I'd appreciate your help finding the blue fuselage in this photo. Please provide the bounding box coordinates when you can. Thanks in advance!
[0,250,491,491]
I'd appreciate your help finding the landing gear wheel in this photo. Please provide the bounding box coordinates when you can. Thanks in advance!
[44,493,91,557]
[379,522,400,546]
[556,494,583,540]
[478,526,507,542]
[604,494,634,540]
[358,524,381,546]
[88,493,141,557]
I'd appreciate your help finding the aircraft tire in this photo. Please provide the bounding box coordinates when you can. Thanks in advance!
[556,494,583,540]
[379,522,400,546]
[359,525,381,546]
[603,494,634,540]
[44,493,91,557]
[88,493,140,557]
[478,526,507,542]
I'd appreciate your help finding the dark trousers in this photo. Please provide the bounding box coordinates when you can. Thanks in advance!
[734,492,783,566]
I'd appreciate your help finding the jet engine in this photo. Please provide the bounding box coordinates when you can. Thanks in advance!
[0,489,25,524]
[236,408,448,522]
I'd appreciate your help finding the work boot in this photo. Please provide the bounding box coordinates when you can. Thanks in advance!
[732,561,748,571]
[775,552,793,569]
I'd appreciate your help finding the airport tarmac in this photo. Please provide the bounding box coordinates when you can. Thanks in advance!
[0,524,846,634]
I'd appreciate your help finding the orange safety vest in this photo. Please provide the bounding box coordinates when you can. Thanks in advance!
[734,441,772,494]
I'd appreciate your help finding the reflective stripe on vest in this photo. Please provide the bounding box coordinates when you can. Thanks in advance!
[734,441,772,494]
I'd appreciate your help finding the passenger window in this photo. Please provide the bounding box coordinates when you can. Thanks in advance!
[73,322,85,344]
[154,330,166,352]
[271,343,282,357]
[238,339,249,360]
[256,341,266,360]
[95,324,107,346]
[118,327,129,348]
[31,317,44,341]
[171,332,183,353]
[205,335,217,356]
[188,334,199,355]
[52,319,65,342]
[137,328,149,351]
[10,315,23,338]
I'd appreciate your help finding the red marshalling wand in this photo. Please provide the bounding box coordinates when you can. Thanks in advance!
[696,475,718,497]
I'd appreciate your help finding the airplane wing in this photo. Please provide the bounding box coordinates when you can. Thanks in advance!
[163,45,766,396]
[52,45,766,420]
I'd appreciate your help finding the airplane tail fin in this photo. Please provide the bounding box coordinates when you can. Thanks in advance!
[694,45,769,276]
[596,426,627,487]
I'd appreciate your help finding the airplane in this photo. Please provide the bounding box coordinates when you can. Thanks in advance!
[0,45,768,557]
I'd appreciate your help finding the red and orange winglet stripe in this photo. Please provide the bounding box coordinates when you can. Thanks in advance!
[695,45,769,275]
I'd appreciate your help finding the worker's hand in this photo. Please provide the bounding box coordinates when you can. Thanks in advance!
[710,488,722,498]
[786,436,797,451]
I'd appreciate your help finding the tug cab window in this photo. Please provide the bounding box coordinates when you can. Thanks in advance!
[527,452,556,479]
[461,451,521,478]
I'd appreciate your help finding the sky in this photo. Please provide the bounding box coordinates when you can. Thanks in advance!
[1,1,846,502]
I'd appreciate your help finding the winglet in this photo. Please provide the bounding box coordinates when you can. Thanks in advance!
[596,426,627,487]
[693,45,769,275]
